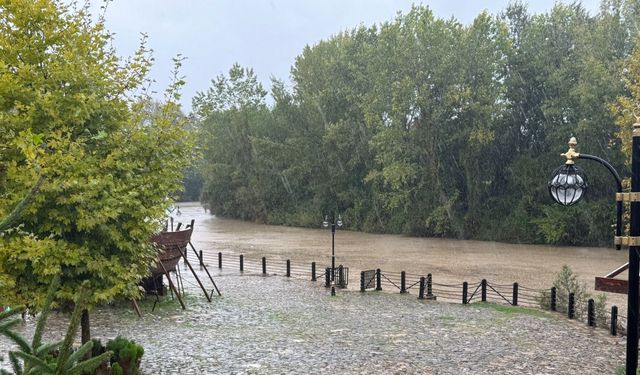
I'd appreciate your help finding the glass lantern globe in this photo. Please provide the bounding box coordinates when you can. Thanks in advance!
[336,214,343,227]
[548,164,588,206]
[323,215,329,228]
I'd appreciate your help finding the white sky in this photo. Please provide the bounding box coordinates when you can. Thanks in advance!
[92,1,601,111]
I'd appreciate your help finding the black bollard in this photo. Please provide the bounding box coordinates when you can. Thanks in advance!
[376,269,382,291]
[400,271,406,294]
[240,255,244,272]
[512,282,518,306]
[481,279,487,302]
[426,273,435,300]
[568,293,575,319]
[462,282,468,304]
[325,267,331,288]
[418,277,425,300]
[286,260,291,278]
[262,257,267,275]
[218,252,222,269]
[611,306,618,336]
[331,286,336,296]
[360,271,365,292]
[311,262,316,281]
[588,298,595,327]
[550,287,557,311]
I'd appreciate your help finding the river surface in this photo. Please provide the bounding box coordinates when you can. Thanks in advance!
[178,202,629,307]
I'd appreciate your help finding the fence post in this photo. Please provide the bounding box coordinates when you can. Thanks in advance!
[199,250,203,267]
[481,279,487,302]
[568,292,575,319]
[311,262,316,281]
[325,267,331,288]
[376,269,382,291]
[550,287,557,311]
[262,257,266,275]
[611,305,618,336]
[418,277,425,300]
[360,271,365,292]
[338,265,345,288]
[239,255,244,272]
[426,273,435,300]
[286,260,291,278]
[462,282,468,304]
[587,298,595,327]
[512,282,518,306]
[400,271,406,294]
[218,252,222,269]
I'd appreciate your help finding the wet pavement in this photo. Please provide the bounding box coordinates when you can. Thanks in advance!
[0,267,626,374]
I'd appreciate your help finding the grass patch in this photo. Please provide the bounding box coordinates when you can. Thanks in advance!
[466,302,550,318]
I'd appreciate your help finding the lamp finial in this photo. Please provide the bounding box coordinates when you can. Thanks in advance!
[561,137,580,164]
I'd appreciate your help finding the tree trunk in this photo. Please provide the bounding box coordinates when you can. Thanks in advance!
[81,309,90,344]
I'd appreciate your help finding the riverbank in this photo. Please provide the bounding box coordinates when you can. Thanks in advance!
[180,202,629,309]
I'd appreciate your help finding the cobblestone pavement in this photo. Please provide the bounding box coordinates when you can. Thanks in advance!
[0,268,627,374]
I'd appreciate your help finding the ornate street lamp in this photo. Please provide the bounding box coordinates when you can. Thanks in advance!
[323,214,343,284]
[548,137,622,244]
[548,136,636,375]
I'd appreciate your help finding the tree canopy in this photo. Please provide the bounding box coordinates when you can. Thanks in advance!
[196,1,640,246]
[0,0,192,310]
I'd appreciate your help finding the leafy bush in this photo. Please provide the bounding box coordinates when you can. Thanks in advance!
[539,265,608,325]
[106,337,144,375]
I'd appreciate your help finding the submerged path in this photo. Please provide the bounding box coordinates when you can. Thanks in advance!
[1,269,626,374]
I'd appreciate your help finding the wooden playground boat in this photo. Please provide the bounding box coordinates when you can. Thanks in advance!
[150,226,193,275]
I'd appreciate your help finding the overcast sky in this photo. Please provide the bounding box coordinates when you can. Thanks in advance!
[92,1,601,112]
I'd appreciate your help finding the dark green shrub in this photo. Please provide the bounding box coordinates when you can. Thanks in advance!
[106,337,144,375]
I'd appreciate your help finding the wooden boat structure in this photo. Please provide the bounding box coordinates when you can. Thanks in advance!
[134,219,220,315]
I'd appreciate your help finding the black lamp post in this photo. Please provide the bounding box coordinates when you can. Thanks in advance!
[323,214,343,283]
[548,136,635,374]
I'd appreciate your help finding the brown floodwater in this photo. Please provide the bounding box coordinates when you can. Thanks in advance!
[178,202,629,308]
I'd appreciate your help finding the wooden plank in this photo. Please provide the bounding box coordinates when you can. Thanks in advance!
[595,277,629,294]
[605,262,629,278]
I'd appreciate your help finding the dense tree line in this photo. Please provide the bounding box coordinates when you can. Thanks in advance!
[194,1,640,246]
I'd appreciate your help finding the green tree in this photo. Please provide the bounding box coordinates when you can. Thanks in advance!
[0,0,192,340]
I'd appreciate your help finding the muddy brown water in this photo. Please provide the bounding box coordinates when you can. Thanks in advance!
[178,202,629,309]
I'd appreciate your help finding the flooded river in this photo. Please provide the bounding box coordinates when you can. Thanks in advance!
[179,202,629,307]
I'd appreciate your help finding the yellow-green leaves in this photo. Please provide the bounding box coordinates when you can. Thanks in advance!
[0,0,192,311]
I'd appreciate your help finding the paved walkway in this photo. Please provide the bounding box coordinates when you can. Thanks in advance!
[0,269,627,374]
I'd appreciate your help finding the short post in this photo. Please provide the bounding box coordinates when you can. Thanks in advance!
[418,277,425,300]
[376,269,382,291]
[512,282,519,306]
[325,267,331,288]
[360,271,365,292]
[481,279,487,302]
[568,292,575,319]
[262,257,266,275]
[286,259,291,278]
[199,250,203,267]
[338,265,344,287]
[400,271,406,294]
[426,273,435,300]
[331,286,336,296]
[588,298,595,327]
[239,255,244,272]
[311,262,316,281]
[218,252,222,269]
[462,281,468,304]
[550,287,557,311]
[611,305,618,336]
